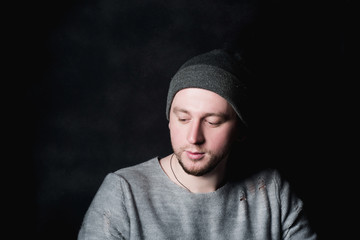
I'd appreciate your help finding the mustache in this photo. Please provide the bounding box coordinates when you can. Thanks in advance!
[179,146,208,153]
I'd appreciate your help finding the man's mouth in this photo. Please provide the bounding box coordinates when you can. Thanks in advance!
[185,151,205,160]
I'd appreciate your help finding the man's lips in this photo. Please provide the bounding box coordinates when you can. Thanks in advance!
[185,151,205,160]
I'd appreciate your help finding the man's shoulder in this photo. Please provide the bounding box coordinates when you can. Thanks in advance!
[231,168,282,194]
[111,157,161,182]
[114,156,158,173]
[252,168,281,182]
[232,168,280,184]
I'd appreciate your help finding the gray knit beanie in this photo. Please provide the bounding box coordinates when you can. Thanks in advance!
[166,49,249,126]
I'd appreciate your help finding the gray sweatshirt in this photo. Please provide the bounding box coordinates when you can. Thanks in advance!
[78,157,317,240]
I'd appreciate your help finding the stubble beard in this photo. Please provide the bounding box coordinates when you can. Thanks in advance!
[173,146,230,177]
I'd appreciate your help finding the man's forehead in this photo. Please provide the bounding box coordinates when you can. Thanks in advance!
[171,88,236,116]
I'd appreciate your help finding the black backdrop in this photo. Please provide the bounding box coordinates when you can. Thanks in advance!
[18,0,350,239]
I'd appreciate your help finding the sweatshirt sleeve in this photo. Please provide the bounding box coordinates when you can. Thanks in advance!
[273,170,317,240]
[78,173,130,240]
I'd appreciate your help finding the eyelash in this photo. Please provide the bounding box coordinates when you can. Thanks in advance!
[206,120,220,126]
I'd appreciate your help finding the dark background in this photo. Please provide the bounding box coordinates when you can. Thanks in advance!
[15,0,351,239]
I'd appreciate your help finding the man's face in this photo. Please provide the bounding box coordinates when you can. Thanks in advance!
[169,88,239,176]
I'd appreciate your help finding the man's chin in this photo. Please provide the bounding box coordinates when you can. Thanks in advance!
[180,164,209,177]
[178,155,217,177]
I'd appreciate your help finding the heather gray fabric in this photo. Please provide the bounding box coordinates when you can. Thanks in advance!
[78,158,317,240]
[166,49,249,126]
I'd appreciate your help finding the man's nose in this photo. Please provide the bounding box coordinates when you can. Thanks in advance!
[187,120,205,145]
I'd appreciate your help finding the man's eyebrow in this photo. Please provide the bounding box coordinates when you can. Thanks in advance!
[173,107,229,119]
[203,112,230,119]
[172,107,189,114]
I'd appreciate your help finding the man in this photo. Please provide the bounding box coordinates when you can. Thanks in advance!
[78,49,317,239]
